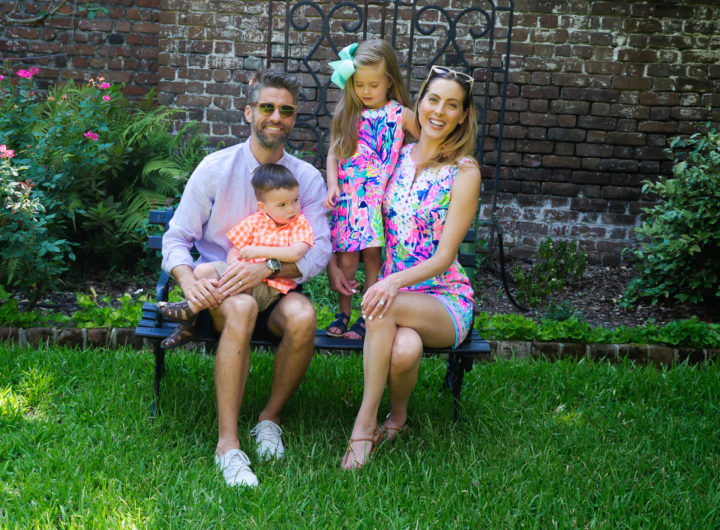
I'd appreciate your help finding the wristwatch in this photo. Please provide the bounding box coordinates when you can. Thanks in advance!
[265,258,281,277]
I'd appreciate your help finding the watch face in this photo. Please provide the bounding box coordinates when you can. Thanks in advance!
[267,259,281,273]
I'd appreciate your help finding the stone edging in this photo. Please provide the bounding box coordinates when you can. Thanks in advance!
[1,327,718,366]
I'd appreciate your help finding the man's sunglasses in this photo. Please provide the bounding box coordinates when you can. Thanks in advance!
[429,65,474,89]
[252,102,297,118]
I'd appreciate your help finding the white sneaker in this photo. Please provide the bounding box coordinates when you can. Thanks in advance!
[215,449,258,487]
[250,420,285,461]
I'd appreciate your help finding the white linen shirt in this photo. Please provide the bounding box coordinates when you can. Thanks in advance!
[162,139,331,284]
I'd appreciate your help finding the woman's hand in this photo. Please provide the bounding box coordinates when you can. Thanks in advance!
[362,275,400,321]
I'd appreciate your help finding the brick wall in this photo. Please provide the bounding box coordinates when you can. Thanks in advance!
[495,0,720,264]
[0,0,160,96]
[2,0,719,264]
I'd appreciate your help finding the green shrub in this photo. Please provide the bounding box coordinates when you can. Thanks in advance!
[512,238,587,308]
[474,311,720,348]
[0,155,76,299]
[0,68,209,294]
[623,124,720,306]
[542,299,583,322]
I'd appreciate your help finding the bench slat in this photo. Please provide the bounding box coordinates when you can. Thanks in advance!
[136,303,489,355]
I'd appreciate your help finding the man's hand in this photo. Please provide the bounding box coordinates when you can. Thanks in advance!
[186,277,224,310]
[172,264,224,310]
[217,260,270,297]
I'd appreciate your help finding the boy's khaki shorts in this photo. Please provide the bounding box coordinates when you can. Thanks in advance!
[211,261,282,312]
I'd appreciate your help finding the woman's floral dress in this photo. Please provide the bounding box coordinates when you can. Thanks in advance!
[381,143,475,347]
[330,100,404,252]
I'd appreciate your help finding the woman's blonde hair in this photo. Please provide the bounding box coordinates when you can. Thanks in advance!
[330,39,411,160]
[414,69,478,172]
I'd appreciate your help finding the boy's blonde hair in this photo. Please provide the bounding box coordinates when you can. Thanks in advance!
[330,39,411,161]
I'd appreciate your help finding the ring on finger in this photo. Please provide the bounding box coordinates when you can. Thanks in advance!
[379,299,386,306]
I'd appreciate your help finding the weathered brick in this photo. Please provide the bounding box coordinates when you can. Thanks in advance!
[637,121,678,134]
[542,182,581,196]
[543,156,581,169]
[571,198,607,212]
[602,186,641,200]
[606,132,646,146]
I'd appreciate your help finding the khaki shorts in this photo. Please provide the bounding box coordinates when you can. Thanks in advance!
[211,260,282,312]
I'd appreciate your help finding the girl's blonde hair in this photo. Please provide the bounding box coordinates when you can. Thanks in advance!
[330,39,411,161]
[414,69,478,172]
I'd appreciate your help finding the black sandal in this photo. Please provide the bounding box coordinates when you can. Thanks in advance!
[161,323,200,349]
[326,312,350,337]
[345,316,366,341]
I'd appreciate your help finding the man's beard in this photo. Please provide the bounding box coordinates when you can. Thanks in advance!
[252,120,292,151]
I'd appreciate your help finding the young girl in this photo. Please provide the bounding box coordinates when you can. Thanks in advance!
[324,39,419,339]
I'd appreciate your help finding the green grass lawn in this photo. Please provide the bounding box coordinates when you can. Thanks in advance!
[2,343,720,528]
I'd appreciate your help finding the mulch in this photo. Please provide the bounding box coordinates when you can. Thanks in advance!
[475,262,717,329]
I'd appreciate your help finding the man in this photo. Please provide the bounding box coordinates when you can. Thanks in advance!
[162,70,335,487]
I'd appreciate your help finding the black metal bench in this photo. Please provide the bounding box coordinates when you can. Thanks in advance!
[135,207,491,419]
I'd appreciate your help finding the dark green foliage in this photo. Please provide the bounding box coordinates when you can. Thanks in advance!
[512,238,587,308]
[623,124,720,306]
[0,70,210,295]
[542,299,583,322]
[475,311,720,348]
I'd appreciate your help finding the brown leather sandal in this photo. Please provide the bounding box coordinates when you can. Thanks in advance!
[380,414,409,442]
[341,428,383,470]
[161,323,200,349]
[157,300,197,326]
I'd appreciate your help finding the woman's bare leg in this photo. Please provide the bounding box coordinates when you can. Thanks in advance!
[342,292,456,468]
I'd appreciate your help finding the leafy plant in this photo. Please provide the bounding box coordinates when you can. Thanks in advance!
[512,238,587,308]
[623,124,720,306]
[542,299,583,322]
[70,288,148,328]
[0,286,68,327]
[0,154,75,300]
[475,311,720,349]
[0,68,211,294]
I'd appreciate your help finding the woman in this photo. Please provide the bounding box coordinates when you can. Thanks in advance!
[342,65,482,469]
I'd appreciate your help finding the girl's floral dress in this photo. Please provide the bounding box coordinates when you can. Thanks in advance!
[381,143,475,347]
[330,99,404,252]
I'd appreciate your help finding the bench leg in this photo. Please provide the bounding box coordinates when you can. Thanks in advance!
[444,353,474,422]
[151,342,166,417]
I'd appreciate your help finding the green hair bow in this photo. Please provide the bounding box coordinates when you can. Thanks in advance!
[329,43,358,89]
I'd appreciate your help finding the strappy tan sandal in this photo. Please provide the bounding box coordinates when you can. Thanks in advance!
[341,428,383,470]
[380,413,409,442]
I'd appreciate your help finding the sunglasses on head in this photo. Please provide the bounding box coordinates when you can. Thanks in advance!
[428,65,474,89]
[253,102,297,118]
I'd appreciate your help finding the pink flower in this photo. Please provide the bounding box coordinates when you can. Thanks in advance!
[16,67,40,79]
[0,74,4,81]
[99,82,111,89]
[0,144,15,158]
[102,95,111,102]
[83,131,99,141]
